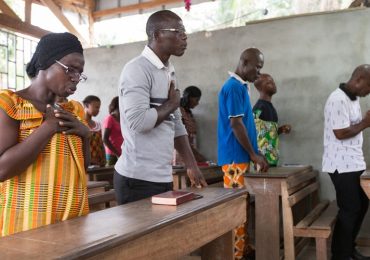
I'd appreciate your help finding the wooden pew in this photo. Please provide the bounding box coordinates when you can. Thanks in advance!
[87,181,110,194]
[0,188,247,260]
[172,165,223,190]
[88,189,116,212]
[358,170,370,246]
[244,165,313,260]
[281,170,338,260]
[86,166,115,189]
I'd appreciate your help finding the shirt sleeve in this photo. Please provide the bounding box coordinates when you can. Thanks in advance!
[327,96,351,130]
[226,86,247,118]
[173,108,187,138]
[119,62,158,133]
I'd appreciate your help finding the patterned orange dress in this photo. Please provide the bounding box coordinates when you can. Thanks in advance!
[0,90,89,237]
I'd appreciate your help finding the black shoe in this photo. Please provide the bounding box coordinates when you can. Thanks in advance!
[351,249,370,260]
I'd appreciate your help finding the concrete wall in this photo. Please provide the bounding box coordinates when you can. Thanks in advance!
[71,8,370,200]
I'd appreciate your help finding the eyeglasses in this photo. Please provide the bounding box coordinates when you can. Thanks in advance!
[55,60,87,83]
[159,28,187,36]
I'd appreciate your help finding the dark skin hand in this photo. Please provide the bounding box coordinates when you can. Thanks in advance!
[278,124,292,135]
[174,135,207,187]
[333,110,370,140]
[230,117,269,172]
[155,81,180,127]
[0,104,90,182]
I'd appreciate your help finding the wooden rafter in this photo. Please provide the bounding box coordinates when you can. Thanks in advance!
[25,0,32,23]
[0,0,21,20]
[40,0,89,45]
[93,0,185,19]
[0,13,50,38]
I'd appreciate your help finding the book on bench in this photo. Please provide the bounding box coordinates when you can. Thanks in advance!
[151,190,195,206]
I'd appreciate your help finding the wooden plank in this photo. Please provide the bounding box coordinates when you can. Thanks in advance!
[245,165,312,178]
[24,0,32,23]
[255,193,281,260]
[310,201,338,230]
[287,178,316,196]
[281,181,296,260]
[356,237,370,247]
[285,170,317,191]
[0,188,247,259]
[315,237,329,260]
[65,195,247,259]
[0,0,20,20]
[293,227,331,239]
[295,200,329,228]
[288,182,319,206]
[87,181,109,195]
[0,13,50,39]
[88,190,116,207]
[40,0,89,46]
[93,0,185,19]
[201,230,233,260]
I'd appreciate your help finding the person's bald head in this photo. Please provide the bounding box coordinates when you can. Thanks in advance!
[254,73,277,97]
[146,10,182,43]
[235,48,264,82]
[347,64,370,97]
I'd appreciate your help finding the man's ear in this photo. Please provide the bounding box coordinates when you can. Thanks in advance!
[153,30,161,41]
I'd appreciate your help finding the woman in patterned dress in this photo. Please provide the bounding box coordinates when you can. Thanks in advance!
[0,33,90,237]
[174,86,207,165]
[83,95,106,167]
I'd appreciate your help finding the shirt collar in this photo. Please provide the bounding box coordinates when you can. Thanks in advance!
[228,71,250,92]
[339,83,357,101]
[142,45,174,73]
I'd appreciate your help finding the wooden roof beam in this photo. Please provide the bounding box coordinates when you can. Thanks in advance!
[0,13,50,38]
[25,0,32,23]
[0,0,21,20]
[40,0,89,46]
[93,0,184,19]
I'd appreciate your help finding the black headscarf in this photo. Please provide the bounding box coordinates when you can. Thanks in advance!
[26,32,83,78]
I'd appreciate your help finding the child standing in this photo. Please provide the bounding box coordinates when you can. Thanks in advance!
[83,95,106,167]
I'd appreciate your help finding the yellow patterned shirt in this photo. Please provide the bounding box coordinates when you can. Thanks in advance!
[0,90,89,237]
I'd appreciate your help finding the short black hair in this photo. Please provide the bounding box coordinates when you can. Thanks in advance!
[109,96,119,114]
[146,10,181,43]
[82,95,100,106]
[181,86,201,107]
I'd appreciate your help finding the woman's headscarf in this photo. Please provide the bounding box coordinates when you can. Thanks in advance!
[26,32,83,78]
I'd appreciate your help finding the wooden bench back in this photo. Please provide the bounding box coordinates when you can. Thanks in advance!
[281,170,320,259]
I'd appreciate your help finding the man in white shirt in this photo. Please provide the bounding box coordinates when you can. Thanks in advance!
[114,10,207,205]
[323,65,370,260]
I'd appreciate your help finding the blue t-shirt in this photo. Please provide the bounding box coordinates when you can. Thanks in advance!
[217,77,258,165]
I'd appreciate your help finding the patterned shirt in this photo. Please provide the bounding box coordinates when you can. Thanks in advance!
[322,86,365,173]
[253,99,279,166]
[0,90,89,237]
[88,121,105,166]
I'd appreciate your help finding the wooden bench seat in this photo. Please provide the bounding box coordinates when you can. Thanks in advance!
[88,189,116,212]
[87,180,110,195]
[281,170,338,260]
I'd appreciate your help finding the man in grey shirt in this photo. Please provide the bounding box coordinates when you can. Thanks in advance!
[114,10,207,204]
